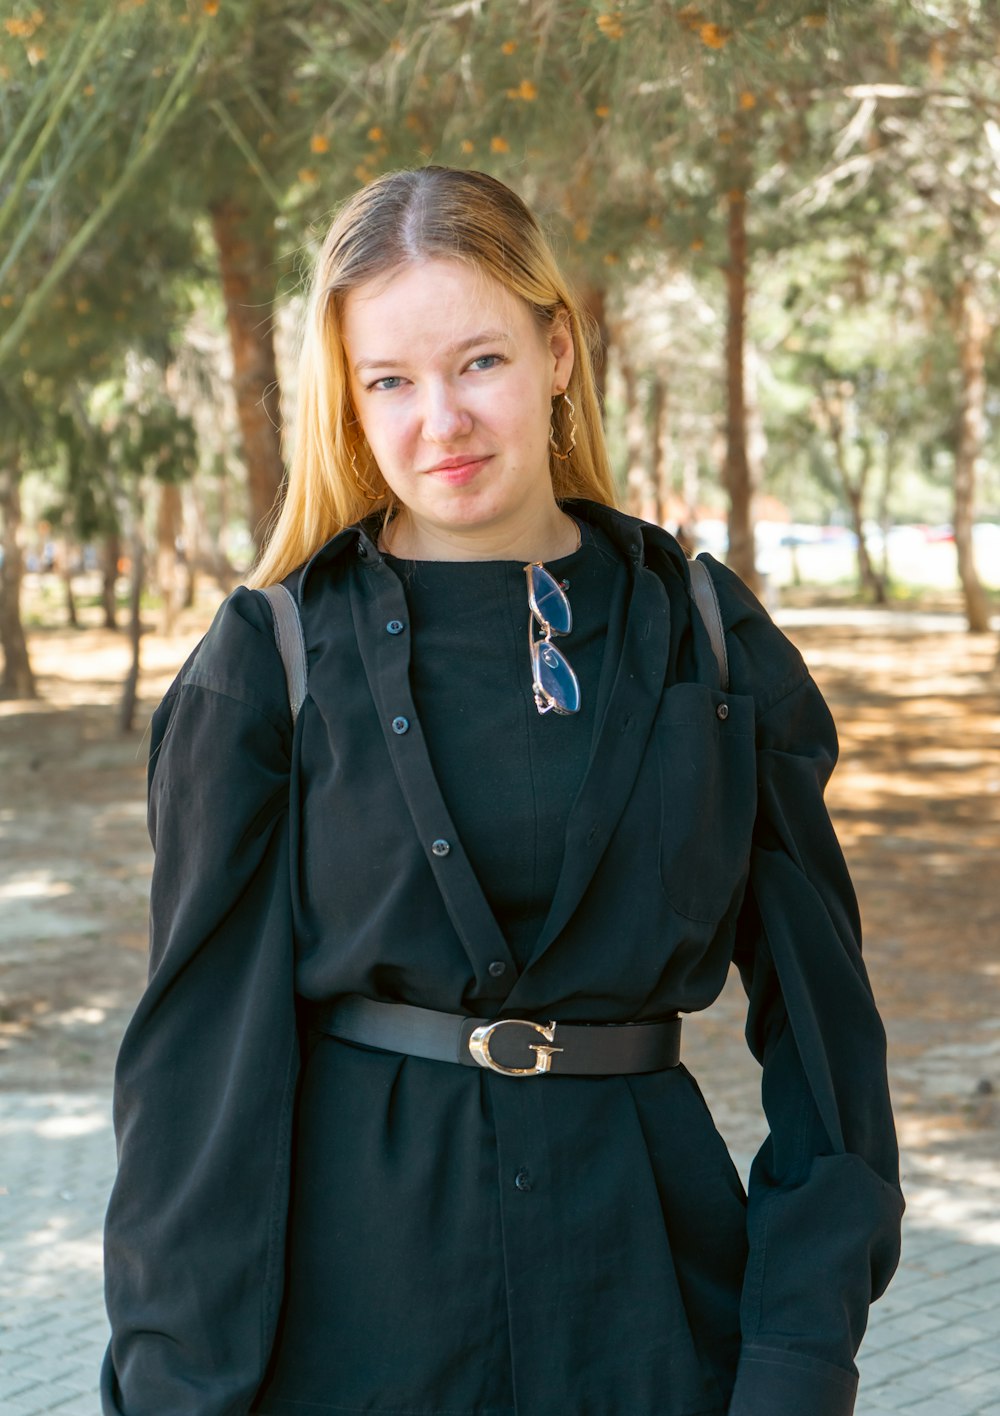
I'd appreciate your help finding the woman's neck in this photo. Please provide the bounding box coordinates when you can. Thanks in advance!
[378,505,580,562]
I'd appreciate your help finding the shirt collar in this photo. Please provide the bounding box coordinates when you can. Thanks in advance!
[562,498,689,580]
[296,498,689,604]
[296,517,382,603]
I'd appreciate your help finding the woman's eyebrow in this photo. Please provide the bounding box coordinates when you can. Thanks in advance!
[352,328,511,374]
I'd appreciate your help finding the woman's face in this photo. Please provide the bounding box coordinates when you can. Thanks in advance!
[342,258,575,543]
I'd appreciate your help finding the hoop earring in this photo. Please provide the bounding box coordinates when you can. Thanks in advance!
[549,391,577,462]
[350,440,382,503]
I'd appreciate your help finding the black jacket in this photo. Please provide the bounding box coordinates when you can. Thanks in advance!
[102,498,902,1416]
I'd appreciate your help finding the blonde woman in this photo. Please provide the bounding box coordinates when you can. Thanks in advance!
[102,167,902,1416]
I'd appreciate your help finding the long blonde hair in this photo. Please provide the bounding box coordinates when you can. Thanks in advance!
[249,167,617,588]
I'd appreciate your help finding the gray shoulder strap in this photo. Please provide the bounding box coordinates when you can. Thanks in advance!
[257,583,308,724]
[688,557,730,692]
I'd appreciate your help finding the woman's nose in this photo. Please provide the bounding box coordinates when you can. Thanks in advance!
[421,383,473,443]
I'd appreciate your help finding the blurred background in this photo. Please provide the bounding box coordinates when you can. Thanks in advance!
[1,4,998,1414]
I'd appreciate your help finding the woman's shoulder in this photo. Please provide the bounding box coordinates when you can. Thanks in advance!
[569,500,811,714]
[695,553,809,716]
[159,585,290,735]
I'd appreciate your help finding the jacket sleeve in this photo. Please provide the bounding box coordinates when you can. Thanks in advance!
[101,587,300,1416]
[705,563,904,1416]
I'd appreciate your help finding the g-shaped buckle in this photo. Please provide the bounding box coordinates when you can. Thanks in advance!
[468,1018,564,1076]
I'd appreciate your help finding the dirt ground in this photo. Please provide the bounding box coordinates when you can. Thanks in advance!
[1,585,998,1168]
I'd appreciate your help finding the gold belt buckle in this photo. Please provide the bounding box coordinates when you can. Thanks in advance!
[468,1018,564,1076]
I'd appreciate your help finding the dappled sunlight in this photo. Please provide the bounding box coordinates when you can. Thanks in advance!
[0,1100,109,1142]
[777,618,1000,1175]
[906,747,991,769]
[92,799,149,827]
[837,768,968,804]
[2,604,221,716]
[32,1109,108,1140]
[53,1005,108,1029]
[899,1150,1000,1251]
[10,1225,104,1277]
[0,872,73,902]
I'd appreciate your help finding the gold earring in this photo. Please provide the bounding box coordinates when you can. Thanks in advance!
[350,440,382,502]
[549,391,577,462]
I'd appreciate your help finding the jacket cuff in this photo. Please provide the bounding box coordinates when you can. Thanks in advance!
[729,1345,858,1416]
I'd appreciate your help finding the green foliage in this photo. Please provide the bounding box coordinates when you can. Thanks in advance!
[0,0,212,378]
[4,0,1000,561]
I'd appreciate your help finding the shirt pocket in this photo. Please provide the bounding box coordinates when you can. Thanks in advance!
[655,681,757,922]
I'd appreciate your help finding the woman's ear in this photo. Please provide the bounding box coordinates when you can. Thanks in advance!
[549,309,576,395]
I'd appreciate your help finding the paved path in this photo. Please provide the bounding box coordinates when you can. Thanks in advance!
[2,1087,999,1415]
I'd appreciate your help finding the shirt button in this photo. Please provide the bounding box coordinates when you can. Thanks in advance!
[386,620,405,635]
[488,960,506,978]
[431,839,451,857]
[391,715,409,734]
[514,1168,532,1192]
[716,703,729,721]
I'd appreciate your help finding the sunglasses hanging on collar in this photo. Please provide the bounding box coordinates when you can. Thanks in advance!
[523,562,581,715]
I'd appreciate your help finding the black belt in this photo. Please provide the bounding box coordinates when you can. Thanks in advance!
[308,995,682,1077]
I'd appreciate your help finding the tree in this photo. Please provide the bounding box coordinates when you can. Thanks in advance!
[767,0,1000,625]
[0,1,210,692]
[0,402,35,697]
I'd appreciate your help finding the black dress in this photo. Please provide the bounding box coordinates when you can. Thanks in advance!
[102,499,902,1416]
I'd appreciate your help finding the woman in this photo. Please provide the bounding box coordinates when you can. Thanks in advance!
[102,167,902,1416]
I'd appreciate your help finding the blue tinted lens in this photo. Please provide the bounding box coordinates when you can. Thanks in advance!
[528,564,572,635]
[532,641,581,713]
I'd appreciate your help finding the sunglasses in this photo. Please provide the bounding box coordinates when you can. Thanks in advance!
[523,562,581,716]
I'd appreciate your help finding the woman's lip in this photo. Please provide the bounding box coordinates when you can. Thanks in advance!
[425,456,490,483]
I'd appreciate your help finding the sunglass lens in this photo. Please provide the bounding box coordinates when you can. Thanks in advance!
[531,641,581,714]
[528,564,572,635]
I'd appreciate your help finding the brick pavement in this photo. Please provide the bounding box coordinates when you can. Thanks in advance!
[1,1087,998,1416]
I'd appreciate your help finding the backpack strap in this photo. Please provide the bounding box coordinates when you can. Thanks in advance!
[256,561,728,718]
[257,583,308,725]
[688,557,730,692]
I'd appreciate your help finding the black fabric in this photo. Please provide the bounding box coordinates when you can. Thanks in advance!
[382,515,621,970]
[101,498,903,1416]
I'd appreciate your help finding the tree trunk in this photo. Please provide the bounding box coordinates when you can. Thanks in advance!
[577,281,610,408]
[181,487,196,610]
[681,450,700,556]
[210,199,285,552]
[954,285,991,632]
[619,352,652,519]
[724,188,759,591]
[156,481,184,636]
[855,443,887,604]
[820,393,887,604]
[844,481,884,602]
[188,471,236,594]
[0,454,37,699]
[119,511,146,734]
[649,375,671,529]
[63,562,79,628]
[55,538,80,628]
[878,430,895,589]
[102,531,120,629]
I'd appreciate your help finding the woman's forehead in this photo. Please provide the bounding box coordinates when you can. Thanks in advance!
[342,258,536,362]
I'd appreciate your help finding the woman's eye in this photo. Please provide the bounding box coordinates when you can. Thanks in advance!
[468,354,505,372]
[369,376,405,392]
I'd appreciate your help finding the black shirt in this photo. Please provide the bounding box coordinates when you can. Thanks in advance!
[384,516,623,969]
[101,499,902,1416]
